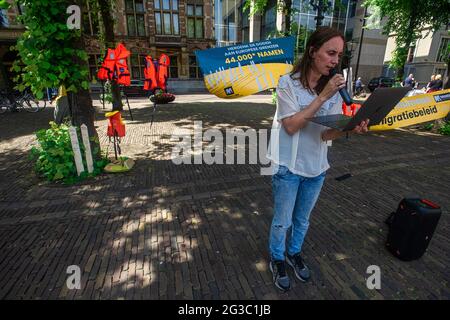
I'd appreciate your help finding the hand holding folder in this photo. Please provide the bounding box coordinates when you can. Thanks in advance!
[308,87,411,131]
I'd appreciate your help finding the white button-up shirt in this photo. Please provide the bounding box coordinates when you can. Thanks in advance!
[267,73,342,177]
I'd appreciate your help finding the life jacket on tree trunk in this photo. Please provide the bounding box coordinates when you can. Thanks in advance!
[97,48,116,81]
[143,55,158,91]
[157,54,170,91]
[114,43,131,86]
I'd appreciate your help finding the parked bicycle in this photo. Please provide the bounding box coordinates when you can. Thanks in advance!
[0,89,46,114]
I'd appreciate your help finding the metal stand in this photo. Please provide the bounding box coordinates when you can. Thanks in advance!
[101,81,105,109]
[119,87,134,121]
[150,100,157,127]
[111,127,121,160]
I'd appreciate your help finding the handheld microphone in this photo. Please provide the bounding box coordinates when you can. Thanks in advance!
[329,68,353,105]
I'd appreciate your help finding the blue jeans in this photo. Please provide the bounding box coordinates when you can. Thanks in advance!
[269,165,326,261]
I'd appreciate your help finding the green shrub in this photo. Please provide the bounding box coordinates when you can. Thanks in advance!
[271,90,277,105]
[438,121,450,136]
[30,122,108,184]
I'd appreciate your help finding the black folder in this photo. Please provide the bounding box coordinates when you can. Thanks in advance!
[308,87,411,131]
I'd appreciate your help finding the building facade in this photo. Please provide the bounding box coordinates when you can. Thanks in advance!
[0,3,23,91]
[83,0,215,92]
[383,26,449,87]
[1,0,392,93]
[0,0,215,93]
[345,0,388,84]
[215,0,387,84]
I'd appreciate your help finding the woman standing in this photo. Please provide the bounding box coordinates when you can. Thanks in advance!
[267,27,369,292]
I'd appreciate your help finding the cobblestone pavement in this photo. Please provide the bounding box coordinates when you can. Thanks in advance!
[0,95,449,300]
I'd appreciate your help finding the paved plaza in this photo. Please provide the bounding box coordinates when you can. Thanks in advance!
[0,94,449,299]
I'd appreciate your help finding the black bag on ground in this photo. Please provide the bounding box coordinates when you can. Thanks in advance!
[386,198,441,261]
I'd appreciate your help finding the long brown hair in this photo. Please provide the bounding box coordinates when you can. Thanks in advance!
[291,27,345,95]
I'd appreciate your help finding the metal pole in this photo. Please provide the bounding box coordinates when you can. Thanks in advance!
[354,5,368,81]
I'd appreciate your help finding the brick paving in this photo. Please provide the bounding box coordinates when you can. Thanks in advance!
[0,95,449,300]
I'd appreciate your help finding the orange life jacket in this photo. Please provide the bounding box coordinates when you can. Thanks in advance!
[114,43,131,86]
[105,111,126,137]
[143,55,157,91]
[342,102,362,116]
[157,54,170,91]
[97,48,116,81]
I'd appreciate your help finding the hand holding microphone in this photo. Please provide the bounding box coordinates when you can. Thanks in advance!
[319,68,353,105]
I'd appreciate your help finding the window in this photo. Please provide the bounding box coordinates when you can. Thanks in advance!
[189,55,201,78]
[223,10,236,42]
[126,0,146,36]
[407,45,415,63]
[130,54,146,79]
[169,55,178,78]
[349,0,357,18]
[82,0,99,35]
[154,0,179,35]
[345,29,354,42]
[241,6,250,43]
[436,37,449,62]
[88,54,101,81]
[260,0,276,39]
[187,4,203,39]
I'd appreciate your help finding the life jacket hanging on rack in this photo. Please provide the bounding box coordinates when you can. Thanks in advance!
[114,43,131,86]
[157,54,170,91]
[143,55,158,91]
[97,48,116,81]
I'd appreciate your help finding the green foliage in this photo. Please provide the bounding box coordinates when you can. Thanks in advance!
[243,0,268,16]
[30,121,108,184]
[364,0,450,71]
[12,0,90,98]
[271,90,277,105]
[423,123,434,131]
[438,121,450,136]
[0,0,10,10]
[389,46,409,79]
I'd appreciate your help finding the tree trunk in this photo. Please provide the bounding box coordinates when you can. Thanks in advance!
[69,89,100,154]
[98,0,123,111]
[69,1,101,159]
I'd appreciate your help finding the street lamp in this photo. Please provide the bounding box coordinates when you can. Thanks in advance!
[354,5,368,81]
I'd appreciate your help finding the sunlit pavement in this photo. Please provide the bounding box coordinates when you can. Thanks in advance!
[0,95,448,299]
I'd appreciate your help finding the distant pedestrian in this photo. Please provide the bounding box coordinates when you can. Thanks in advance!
[433,74,443,90]
[403,74,414,87]
[426,75,436,92]
[355,77,363,95]
[428,74,443,92]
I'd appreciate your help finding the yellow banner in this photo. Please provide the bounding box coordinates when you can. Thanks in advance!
[370,89,450,131]
[204,63,293,99]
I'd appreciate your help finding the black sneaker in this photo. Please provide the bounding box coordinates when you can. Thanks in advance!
[269,260,291,292]
[286,253,310,282]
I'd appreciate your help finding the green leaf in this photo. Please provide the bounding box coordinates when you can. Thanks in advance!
[50,7,59,15]
[67,85,77,92]
[40,61,51,70]
[0,0,11,10]
[36,91,44,100]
